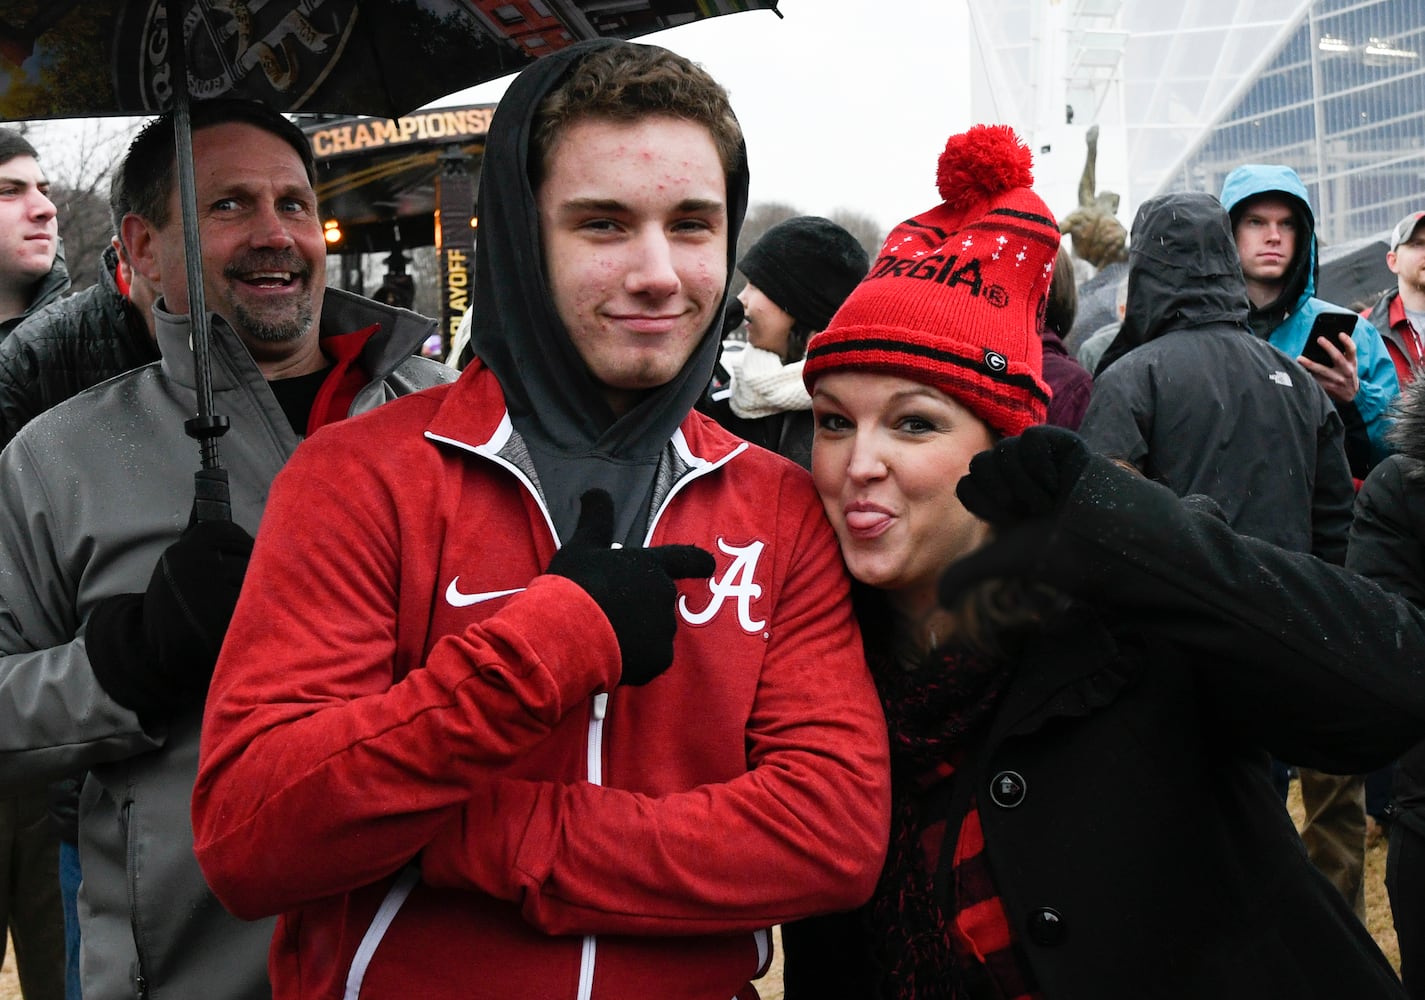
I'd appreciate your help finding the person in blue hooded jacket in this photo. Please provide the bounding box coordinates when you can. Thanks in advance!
[1220,164,1398,477]
[1221,162,1399,924]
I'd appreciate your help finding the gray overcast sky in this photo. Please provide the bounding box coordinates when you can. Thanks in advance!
[433,0,974,235]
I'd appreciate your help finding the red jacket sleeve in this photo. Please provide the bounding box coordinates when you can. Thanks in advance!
[194,419,891,931]
[419,501,891,934]
[191,437,621,920]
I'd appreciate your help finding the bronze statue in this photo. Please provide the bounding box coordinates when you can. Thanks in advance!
[1060,125,1128,269]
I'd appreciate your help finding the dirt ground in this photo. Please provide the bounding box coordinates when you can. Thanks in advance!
[0,783,1396,999]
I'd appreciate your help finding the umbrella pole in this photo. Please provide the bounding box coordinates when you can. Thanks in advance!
[166,0,232,522]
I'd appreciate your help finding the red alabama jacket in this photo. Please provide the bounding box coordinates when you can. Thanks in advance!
[192,360,890,1000]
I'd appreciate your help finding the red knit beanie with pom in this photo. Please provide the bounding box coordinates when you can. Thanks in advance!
[803,124,1059,437]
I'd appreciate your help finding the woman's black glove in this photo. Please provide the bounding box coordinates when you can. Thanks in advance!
[86,519,255,724]
[546,490,715,686]
[938,425,1091,606]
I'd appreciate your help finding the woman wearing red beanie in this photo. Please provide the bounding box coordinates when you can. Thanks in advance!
[784,123,1425,999]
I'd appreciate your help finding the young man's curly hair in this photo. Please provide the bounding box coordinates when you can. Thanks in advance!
[531,42,744,188]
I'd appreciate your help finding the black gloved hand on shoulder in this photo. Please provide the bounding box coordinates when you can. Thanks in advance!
[86,518,255,724]
[939,425,1092,607]
[955,423,1092,525]
[546,489,715,686]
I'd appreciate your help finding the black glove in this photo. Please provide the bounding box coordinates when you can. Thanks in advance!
[938,425,1091,607]
[86,518,254,724]
[546,490,715,686]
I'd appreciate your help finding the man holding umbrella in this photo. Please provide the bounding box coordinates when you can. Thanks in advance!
[191,39,890,999]
[0,99,452,1000]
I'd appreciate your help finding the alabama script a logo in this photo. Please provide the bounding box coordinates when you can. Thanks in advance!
[678,538,766,634]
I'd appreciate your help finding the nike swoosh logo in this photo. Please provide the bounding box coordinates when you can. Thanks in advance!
[445,578,525,607]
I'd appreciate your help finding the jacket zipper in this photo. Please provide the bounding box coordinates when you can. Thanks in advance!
[573,434,740,998]
[587,692,608,785]
[576,691,610,1000]
[122,799,151,999]
[428,422,741,999]
[428,421,599,997]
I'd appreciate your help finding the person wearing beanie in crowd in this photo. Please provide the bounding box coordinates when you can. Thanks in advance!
[1040,244,1093,429]
[782,123,1425,999]
[702,215,868,468]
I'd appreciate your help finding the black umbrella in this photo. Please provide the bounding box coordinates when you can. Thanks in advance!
[0,0,781,519]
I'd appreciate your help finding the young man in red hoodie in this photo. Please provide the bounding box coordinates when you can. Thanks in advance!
[193,39,891,1000]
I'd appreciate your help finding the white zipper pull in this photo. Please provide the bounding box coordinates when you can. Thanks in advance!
[592,691,609,721]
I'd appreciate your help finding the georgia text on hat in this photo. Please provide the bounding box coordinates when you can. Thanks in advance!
[803,124,1059,438]
[872,127,1059,308]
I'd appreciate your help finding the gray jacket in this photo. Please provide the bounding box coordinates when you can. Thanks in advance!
[0,287,453,1000]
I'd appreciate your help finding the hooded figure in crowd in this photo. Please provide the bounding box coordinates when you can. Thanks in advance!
[1081,191,1353,564]
[1220,164,1398,473]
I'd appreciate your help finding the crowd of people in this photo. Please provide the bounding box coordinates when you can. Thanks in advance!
[0,34,1420,1000]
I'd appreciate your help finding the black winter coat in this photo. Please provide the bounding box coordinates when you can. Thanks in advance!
[786,453,1425,999]
[1080,192,1353,563]
[1348,379,1425,839]
[0,238,69,339]
[0,246,158,450]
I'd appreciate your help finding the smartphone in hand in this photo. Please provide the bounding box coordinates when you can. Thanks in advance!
[1299,312,1356,367]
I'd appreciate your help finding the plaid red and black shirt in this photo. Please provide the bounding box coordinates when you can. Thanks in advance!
[918,758,1041,1000]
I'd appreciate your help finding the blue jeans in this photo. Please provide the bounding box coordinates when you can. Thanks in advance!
[59,839,80,1000]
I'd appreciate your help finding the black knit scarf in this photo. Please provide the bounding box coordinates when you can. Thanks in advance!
[863,625,1014,1000]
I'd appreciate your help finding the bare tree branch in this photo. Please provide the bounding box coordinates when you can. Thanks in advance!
[25,119,133,290]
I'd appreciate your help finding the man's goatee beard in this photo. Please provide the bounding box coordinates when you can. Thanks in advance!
[233,297,315,344]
